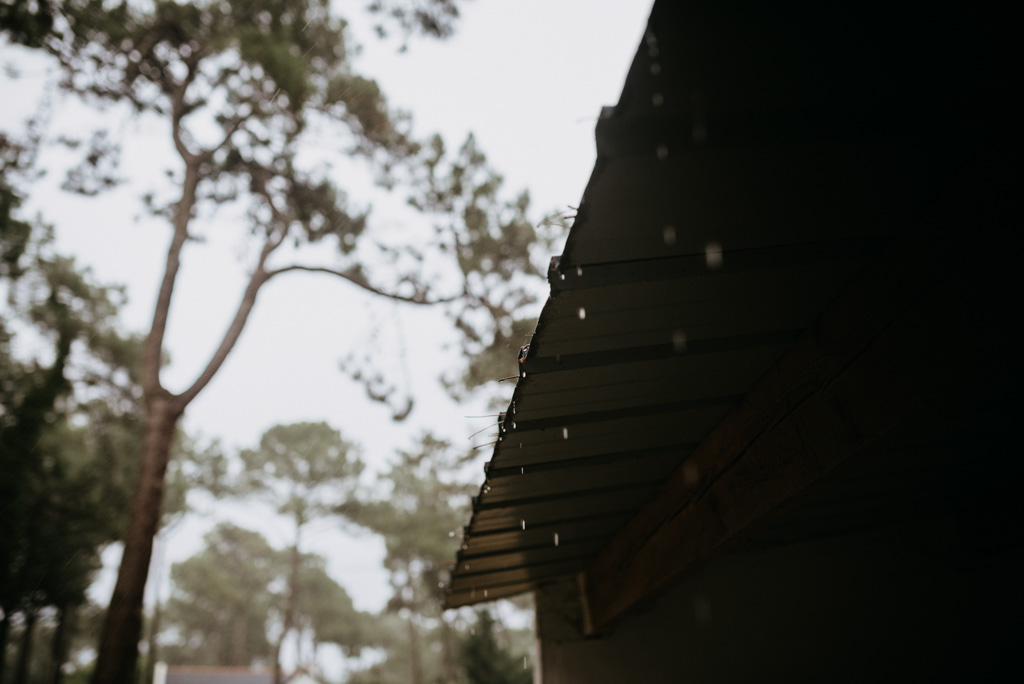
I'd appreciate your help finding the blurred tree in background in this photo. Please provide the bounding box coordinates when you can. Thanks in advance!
[460,609,532,684]
[238,422,363,684]
[2,0,563,680]
[160,523,279,668]
[1,131,183,683]
[0,2,552,677]
[159,522,373,673]
[345,433,477,684]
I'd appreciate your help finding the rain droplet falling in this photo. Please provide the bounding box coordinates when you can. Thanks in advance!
[554,532,560,547]
[521,519,526,530]
[705,242,723,269]
[663,225,676,245]
[673,330,687,352]
[562,427,569,439]
[653,92,664,106]
[656,144,669,160]
[578,307,586,320]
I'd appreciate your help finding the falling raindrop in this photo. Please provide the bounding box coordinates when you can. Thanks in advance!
[576,265,583,276]
[672,330,687,352]
[562,427,569,439]
[705,242,723,269]
[554,532,560,547]
[520,467,525,474]
[650,62,661,75]
[465,564,470,570]
[648,45,660,58]
[652,92,664,107]
[656,144,669,160]
[448,531,455,538]
[524,656,528,669]
[521,519,526,530]
[577,307,586,320]
[559,273,565,280]
[663,225,676,245]
[484,589,488,597]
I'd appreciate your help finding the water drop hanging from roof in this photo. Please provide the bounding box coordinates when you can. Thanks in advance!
[705,242,723,269]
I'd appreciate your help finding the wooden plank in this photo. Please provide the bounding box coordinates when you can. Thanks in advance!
[455,538,607,575]
[580,225,1020,633]
[450,560,585,593]
[469,487,653,534]
[491,402,731,469]
[445,582,535,609]
[481,450,682,503]
[461,514,629,558]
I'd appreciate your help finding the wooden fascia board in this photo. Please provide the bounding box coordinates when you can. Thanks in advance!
[579,223,1014,634]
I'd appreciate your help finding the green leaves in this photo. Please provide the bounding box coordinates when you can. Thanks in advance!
[163,522,279,666]
[239,421,363,524]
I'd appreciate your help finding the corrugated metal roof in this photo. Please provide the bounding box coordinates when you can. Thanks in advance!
[443,0,956,609]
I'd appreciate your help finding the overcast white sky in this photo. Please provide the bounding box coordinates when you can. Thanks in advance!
[1,0,654,668]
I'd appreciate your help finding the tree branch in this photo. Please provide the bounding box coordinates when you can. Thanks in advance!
[264,265,455,305]
[175,237,280,408]
[143,163,200,400]
[201,112,251,160]
[170,57,201,165]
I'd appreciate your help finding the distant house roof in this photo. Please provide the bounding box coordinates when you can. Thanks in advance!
[165,667,275,684]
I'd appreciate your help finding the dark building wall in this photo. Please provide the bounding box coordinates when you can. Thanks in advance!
[537,519,1018,683]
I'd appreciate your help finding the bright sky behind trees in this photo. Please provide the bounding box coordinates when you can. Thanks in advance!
[0,0,654,675]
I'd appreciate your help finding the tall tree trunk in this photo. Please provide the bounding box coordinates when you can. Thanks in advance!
[49,603,78,684]
[13,610,36,684]
[273,534,301,684]
[143,598,161,684]
[407,616,422,684]
[231,611,246,666]
[91,397,181,684]
[439,617,461,684]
